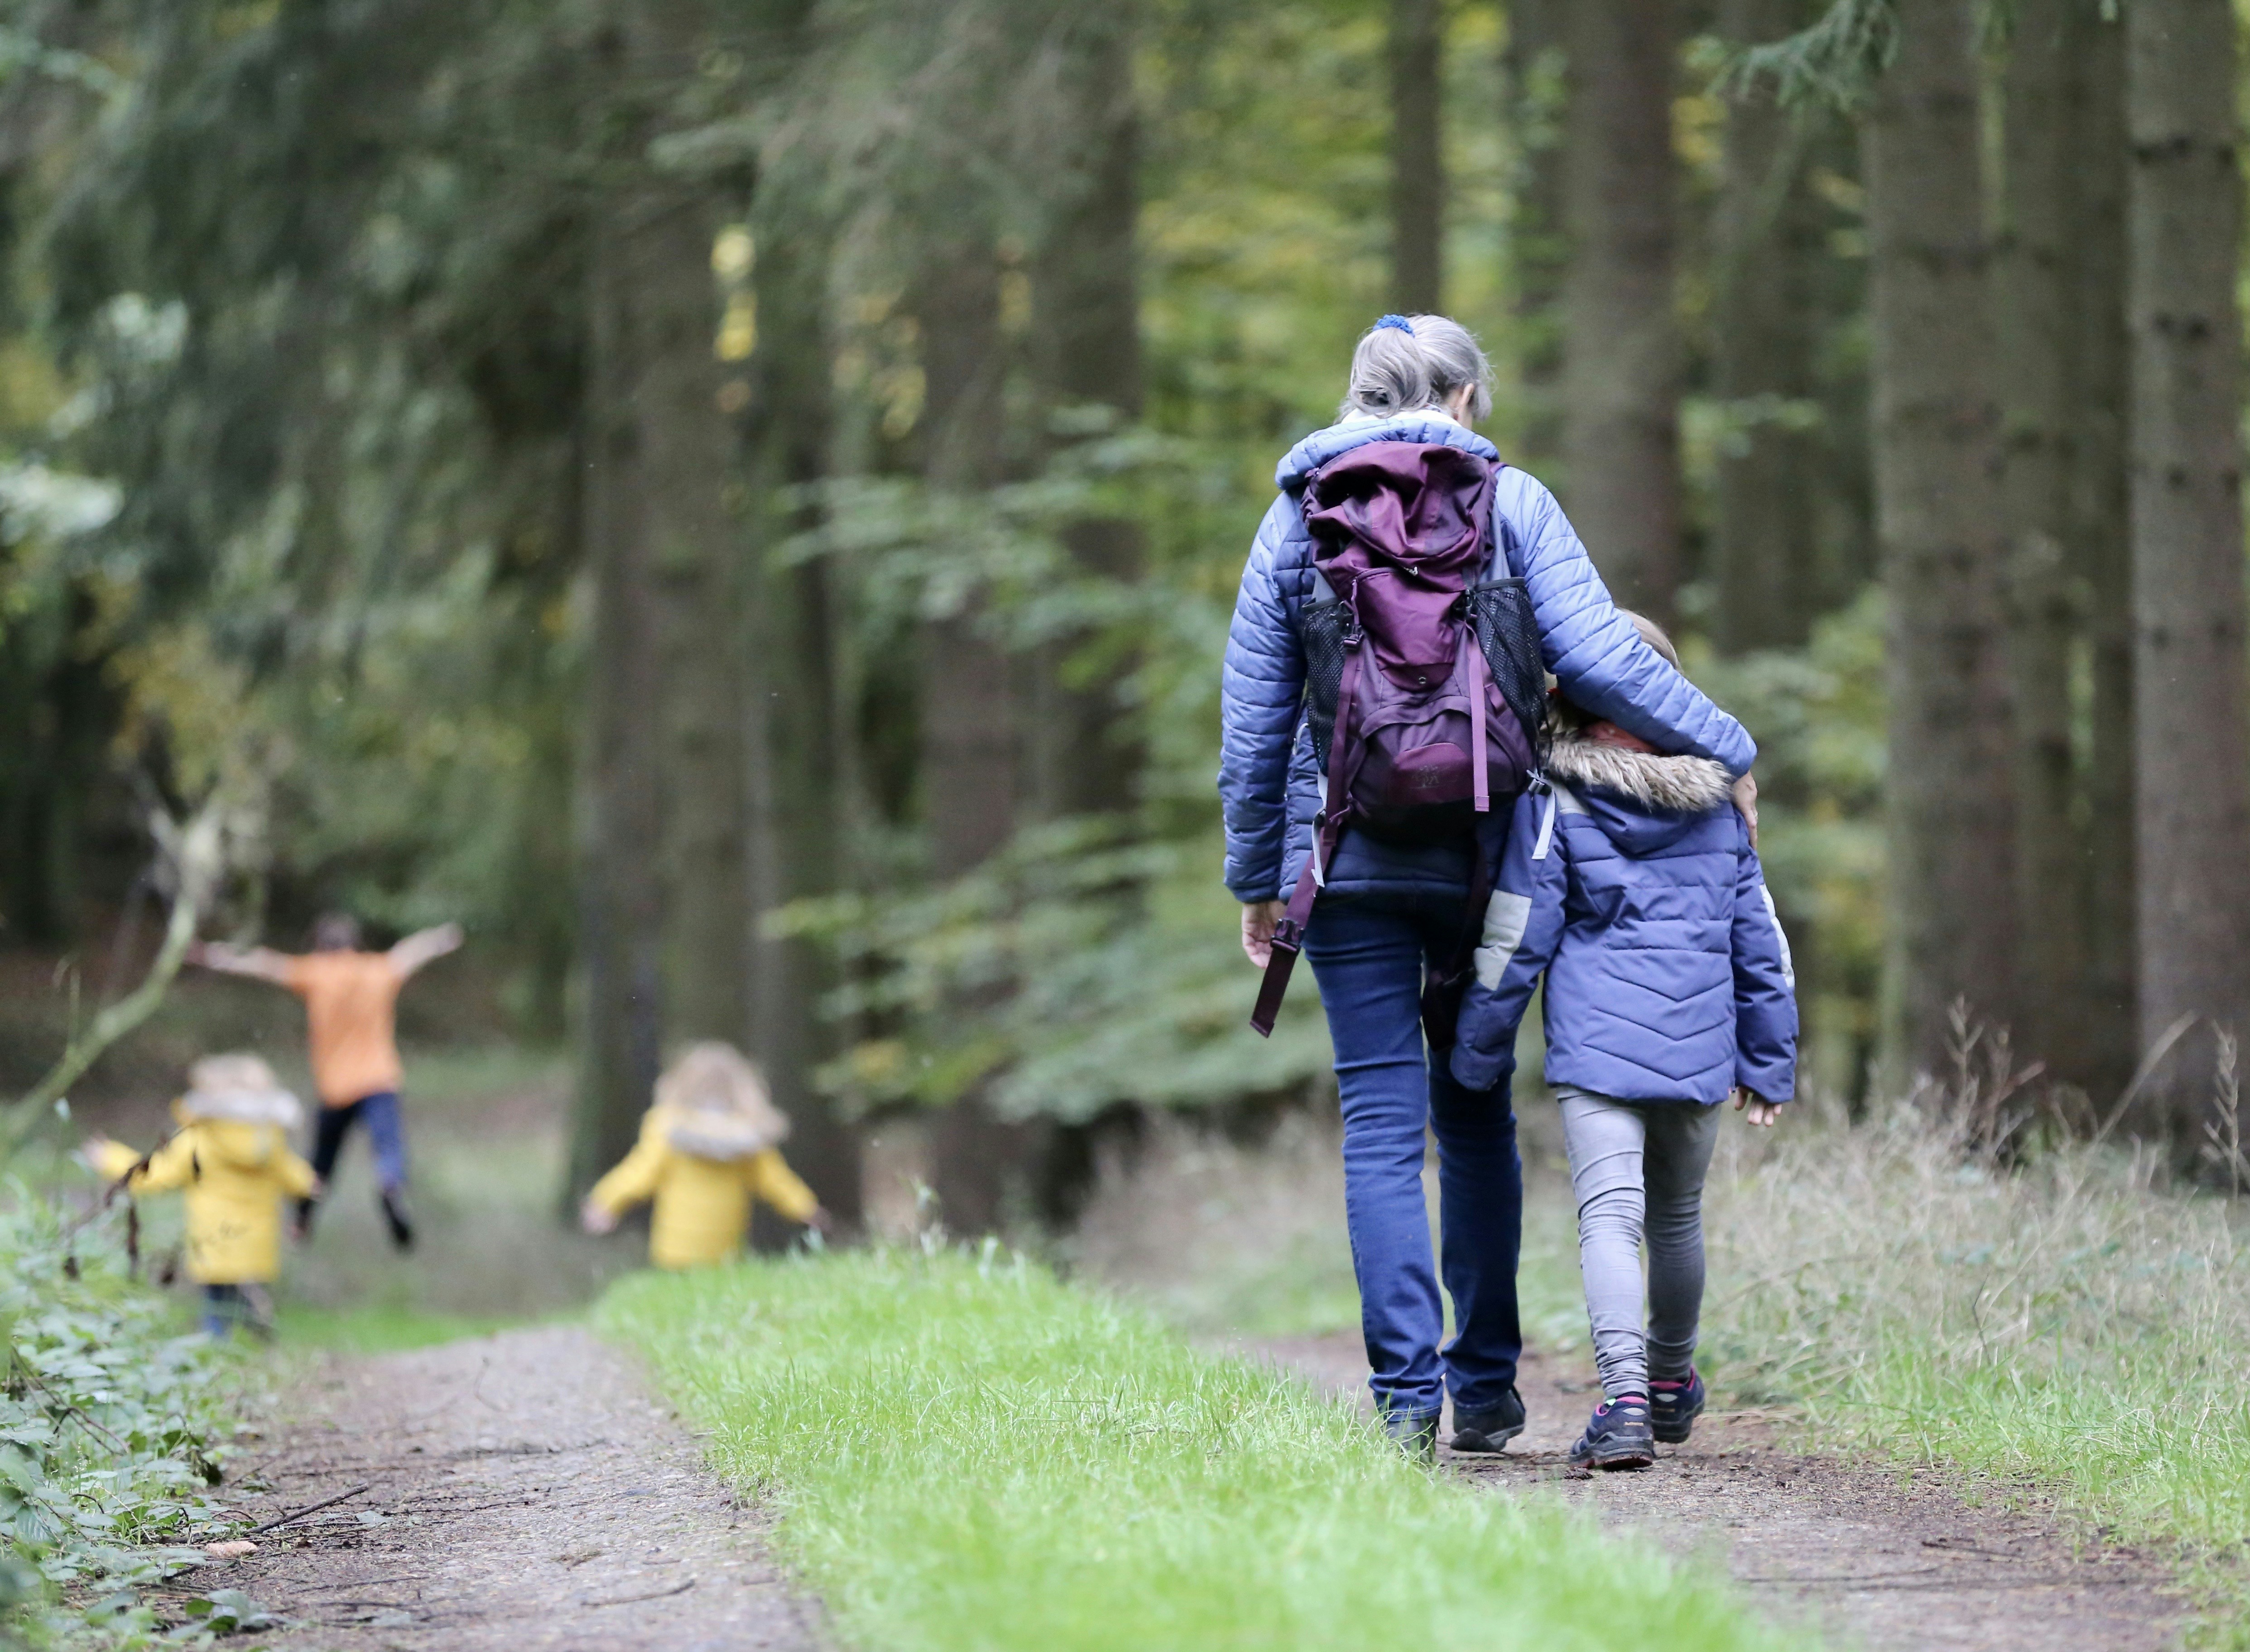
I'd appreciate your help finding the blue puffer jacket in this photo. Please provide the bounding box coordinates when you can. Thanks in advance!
[1448,727,1799,1103]
[1218,413,1759,903]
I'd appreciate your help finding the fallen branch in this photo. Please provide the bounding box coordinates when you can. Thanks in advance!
[250,1483,373,1535]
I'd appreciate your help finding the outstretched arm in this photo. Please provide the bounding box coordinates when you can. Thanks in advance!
[389,922,464,980]
[186,941,298,985]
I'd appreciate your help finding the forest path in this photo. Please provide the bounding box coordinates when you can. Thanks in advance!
[191,1326,822,1651]
[1253,1334,2184,1652]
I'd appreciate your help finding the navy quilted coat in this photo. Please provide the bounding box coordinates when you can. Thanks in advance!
[1218,413,1759,903]
[1447,730,1799,1104]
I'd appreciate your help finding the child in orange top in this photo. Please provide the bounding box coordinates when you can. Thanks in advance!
[580,1043,831,1268]
[84,1054,322,1338]
[188,912,462,1250]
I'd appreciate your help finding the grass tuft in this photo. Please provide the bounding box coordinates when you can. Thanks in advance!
[601,1249,1794,1652]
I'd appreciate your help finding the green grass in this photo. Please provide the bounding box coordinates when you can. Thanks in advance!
[600,1248,1795,1652]
[1690,1110,2250,1639]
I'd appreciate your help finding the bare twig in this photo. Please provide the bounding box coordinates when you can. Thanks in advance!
[3,801,229,1157]
[250,1483,373,1535]
[2092,1013,2201,1148]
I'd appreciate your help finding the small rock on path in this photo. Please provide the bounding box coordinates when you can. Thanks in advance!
[1252,1334,2185,1652]
[187,1325,821,1651]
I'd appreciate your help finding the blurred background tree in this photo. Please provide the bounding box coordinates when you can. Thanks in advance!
[3,0,2245,1228]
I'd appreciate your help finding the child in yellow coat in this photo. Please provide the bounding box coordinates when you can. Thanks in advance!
[580,1042,830,1267]
[84,1054,322,1338]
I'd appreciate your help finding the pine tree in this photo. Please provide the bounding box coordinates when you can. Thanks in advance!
[1562,0,1681,622]
[1862,0,2017,1078]
[2125,0,2250,1135]
[1503,0,1570,474]
[1995,0,2087,1083]
[1712,0,1825,653]
[1389,0,1445,315]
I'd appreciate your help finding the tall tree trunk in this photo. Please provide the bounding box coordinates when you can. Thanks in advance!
[1862,0,2016,1081]
[1504,0,1570,473]
[1389,0,1444,314]
[917,231,1024,1234]
[2125,0,2250,1136]
[650,195,748,1047]
[1712,0,1822,653]
[2070,3,2136,1106]
[743,220,863,1229]
[1995,0,2085,1083]
[1029,11,1144,821]
[1562,0,1681,623]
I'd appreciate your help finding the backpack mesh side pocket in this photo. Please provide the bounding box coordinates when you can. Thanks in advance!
[1302,592,1349,770]
[1466,577,1547,744]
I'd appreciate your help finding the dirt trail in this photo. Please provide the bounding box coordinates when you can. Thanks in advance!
[1255,1333,2184,1651]
[186,1326,821,1651]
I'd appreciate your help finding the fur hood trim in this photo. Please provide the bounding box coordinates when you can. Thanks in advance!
[178,1086,304,1129]
[1546,727,1732,814]
[662,1108,782,1162]
[652,1042,790,1161]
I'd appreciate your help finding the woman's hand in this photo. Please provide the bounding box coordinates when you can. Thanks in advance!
[1731,771,1759,850]
[1732,1089,1782,1128]
[579,1197,619,1236]
[1241,901,1286,969]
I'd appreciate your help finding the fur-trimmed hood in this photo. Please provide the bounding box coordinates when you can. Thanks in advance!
[1544,725,1732,814]
[653,1042,790,1162]
[177,1053,304,1129]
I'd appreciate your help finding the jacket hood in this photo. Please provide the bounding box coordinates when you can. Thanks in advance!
[1275,412,1499,493]
[1547,726,1732,855]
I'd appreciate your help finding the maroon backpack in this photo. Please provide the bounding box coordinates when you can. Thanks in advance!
[1250,441,1546,1040]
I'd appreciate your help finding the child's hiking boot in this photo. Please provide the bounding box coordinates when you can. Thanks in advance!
[1381,1408,1440,1465]
[1649,1369,1705,1445]
[1568,1394,1655,1470]
[380,1188,416,1252]
[1449,1386,1526,1453]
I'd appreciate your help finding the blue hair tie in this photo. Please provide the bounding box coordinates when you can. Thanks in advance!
[1373,313,1414,334]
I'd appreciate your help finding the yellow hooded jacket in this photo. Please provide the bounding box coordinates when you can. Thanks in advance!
[585,1102,818,1269]
[93,1102,317,1285]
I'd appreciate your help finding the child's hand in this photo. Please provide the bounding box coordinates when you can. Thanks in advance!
[77,1134,115,1170]
[579,1198,619,1235]
[1732,1089,1782,1128]
[805,1207,836,1235]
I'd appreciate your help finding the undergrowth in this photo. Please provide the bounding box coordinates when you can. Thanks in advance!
[601,1248,1798,1652]
[1696,1109,2250,1638]
[0,1184,263,1648]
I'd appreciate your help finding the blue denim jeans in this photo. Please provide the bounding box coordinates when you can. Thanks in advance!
[1304,891,1524,1420]
[311,1090,409,1191]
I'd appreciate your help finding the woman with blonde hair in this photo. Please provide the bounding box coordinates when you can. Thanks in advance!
[580,1042,832,1267]
[1218,314,1757,1458]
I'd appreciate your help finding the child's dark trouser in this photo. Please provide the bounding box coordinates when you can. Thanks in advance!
[1557,1090,1721,1399]
[1303,891,1524,1424]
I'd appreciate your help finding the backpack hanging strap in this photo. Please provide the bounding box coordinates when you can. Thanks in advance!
[1461,623,1489,814]
[1251,634,1366,1038]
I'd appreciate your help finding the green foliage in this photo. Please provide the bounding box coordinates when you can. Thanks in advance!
[0,1187,255,1646]
[1725,0,1899,111]
[601,1247,1802,1652]
[776,822,1332,1122]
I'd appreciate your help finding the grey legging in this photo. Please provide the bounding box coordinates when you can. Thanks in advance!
[1558,1089,1722,1400]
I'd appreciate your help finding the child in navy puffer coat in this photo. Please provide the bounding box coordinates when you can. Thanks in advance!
[1450,615,1798,1471]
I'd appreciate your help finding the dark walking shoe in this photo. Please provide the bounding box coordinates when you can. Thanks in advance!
[1450,1386,1527,1453]
[380,1188,417,1252]
[1567,1395,1656,1470]
[1649,1369,1706,1445]
[1381,1409,1441,1464]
